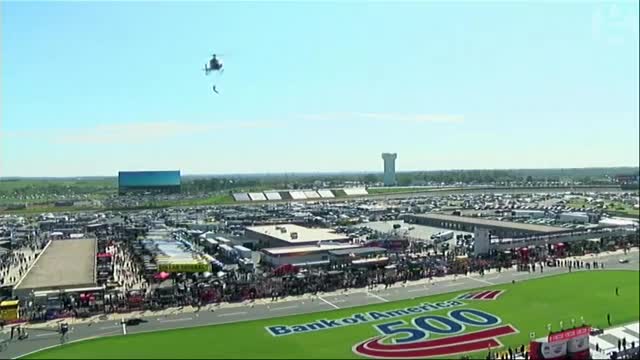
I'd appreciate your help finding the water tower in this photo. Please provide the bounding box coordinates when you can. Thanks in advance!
[381,153,397,186]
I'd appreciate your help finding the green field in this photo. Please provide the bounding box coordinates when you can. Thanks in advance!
[0,205,102,216]
[27,271,639,359]
[0,178,116,212]
[156,194,235,207]
[0,178,116,192]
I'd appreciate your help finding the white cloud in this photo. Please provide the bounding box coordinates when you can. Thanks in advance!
[6,120,278,145]
[301,112,464,123]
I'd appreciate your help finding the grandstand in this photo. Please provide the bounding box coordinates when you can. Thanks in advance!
[317,189,335,198]
[343,188,369,196]
[289,191,307,200]
[248,192,267,201]
[264,192,282,201]
[303,190,320,199]
[232,193,251,202]
[230,187,371,202]
[279,191,293,200]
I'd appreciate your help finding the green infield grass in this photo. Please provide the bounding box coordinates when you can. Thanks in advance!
[26,270,639,359]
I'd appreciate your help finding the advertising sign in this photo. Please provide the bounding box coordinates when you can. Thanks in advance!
[548,326,590,343]
[158,263,211,273]
[267,290,519,359]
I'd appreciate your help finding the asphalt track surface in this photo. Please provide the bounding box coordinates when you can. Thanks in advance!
[3,250,638,359]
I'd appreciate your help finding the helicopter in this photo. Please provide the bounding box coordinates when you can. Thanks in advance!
[204,54,224,94]
[203,54,224,75]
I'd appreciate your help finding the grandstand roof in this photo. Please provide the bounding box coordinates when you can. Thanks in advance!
[303,190,320,199]
[248,192,267,201]
[289,191,307,200]
[233,193,251,201]
[409,213,566,233]
[343,188,369,196]
[317,189,335,198]
[264,192,283,201]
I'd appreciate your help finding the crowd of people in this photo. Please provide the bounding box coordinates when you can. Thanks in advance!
[0,221,637,360]
[1,224,635,322]
[485,344,530,360]
[0,236,47,287]
[97,237,628,314]
[111,241,148,294]
[609,337,638,360]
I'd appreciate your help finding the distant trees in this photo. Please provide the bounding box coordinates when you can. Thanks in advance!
[182,178,262,193]
[400,170,518,185]
[139,167,640,194]
[3,166,635,200]
[362,174,379,184]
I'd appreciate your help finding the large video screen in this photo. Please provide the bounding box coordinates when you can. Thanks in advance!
[118,171,181,188]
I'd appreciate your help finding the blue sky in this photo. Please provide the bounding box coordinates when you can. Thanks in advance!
[2,1,638,177]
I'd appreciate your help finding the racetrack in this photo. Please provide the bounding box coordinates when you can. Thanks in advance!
[3,250,637,359]
[24,271,640,359]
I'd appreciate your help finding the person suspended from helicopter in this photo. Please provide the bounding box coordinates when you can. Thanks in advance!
[204,53,224,94]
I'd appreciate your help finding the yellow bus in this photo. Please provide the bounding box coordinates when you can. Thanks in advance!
[0,300,20,322]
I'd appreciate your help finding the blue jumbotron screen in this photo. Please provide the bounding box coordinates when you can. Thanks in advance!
[118,171,181,188]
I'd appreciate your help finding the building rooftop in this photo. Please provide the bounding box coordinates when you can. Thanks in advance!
[343,188,369,196]
[246,224,349,244]
[410,213,566,233]
[599,218,638,227]
[232,193,250,202]
[560,212,589,216]
[15,238,97,291]
[264,192,282,201]
[248,192,266,201]
[317,189,335,198]
[329,246,387,257]
[262,243,360,256]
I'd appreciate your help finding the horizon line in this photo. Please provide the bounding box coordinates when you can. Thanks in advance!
[1,165,638,179]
